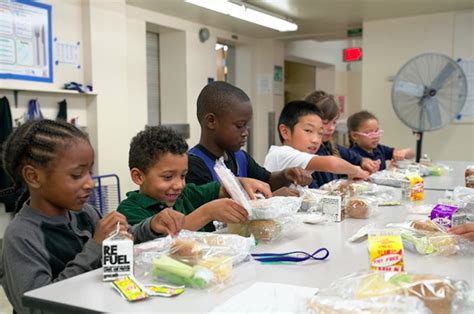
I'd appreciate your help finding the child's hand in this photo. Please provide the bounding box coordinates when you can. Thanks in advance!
[151,208,185,237]
[283,167,313,186]
[349,166,370,181]
[272,186,299,197]
[360,158,381,173]
[238,177,272,200]
[392,149,406,161]
[204,199,249,224]
[93,211,129,244]
[449,224,474,241]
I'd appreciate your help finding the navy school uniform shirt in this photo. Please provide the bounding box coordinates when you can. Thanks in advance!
[313,141,363,187]
[350,143,394,171]
[186,144,271,185]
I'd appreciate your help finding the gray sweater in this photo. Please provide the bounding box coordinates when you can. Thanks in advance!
[0,202,160,313]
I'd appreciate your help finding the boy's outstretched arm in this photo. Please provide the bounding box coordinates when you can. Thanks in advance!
[307,155,369,180]
[268,167,313,190]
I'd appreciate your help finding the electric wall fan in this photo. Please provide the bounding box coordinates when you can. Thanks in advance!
[391,53,468,161]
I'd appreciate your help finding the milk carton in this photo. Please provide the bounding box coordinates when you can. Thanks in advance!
[103,229,134,281]
[430,203,466,228]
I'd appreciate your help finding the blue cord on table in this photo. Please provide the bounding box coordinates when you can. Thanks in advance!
[251,248,330,263]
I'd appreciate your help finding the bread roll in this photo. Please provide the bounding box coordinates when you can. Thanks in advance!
[248,219,279,241]
[411,220,440,232]
[345,199,369,219]
[405,275,455,314]
[170,239,202,264]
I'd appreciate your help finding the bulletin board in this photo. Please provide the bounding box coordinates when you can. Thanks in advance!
[0,0,52,82]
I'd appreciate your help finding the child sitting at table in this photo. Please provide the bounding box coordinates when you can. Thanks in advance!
[264,100,369,186]
[304,90,380,186]
[0,119,186,313]
[347,110,415,171]
[186,81,312,194]
[117,125,271,232]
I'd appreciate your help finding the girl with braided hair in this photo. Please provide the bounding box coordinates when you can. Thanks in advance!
[0,119,184,313]
[304,91,380,186]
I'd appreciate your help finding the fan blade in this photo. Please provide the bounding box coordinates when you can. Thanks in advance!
[422,97,442,129]
[394,80,424,98]
[430,62,456,91]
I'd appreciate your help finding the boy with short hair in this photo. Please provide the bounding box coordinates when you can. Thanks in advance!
[118,126,271,232]
[186,81,311,192]
[264,101,369,185]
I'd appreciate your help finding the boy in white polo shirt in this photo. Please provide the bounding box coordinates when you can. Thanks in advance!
[264,101,369,187]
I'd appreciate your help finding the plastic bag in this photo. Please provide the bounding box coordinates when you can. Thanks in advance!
[311,271,470,314]
[214,157,252,215]
[385,220,474,256]
[454,187,474,220]
[134,230,255,290]
[344,196,378,219]
[370,170,407,187]
[308,294,430,314]
[348,223,378,242]
[299,187,328,213]
[227,196,303,242]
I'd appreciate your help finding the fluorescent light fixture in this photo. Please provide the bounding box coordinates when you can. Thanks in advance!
[185,0,298,32]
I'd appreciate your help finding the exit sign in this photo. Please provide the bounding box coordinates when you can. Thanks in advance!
[343,47,362,62]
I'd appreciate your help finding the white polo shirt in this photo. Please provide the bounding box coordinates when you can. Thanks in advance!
[264,145,315,172]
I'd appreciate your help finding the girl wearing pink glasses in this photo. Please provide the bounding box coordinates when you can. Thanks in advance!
[348,111,414,171]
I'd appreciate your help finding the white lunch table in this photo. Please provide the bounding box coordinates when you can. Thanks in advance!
[423,160,473,191]
[23,190,474,313]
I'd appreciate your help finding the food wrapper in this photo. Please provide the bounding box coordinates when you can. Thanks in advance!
[308,294,430,313]
[369,170,407,187]
[319,179,401,206]
[309,271,470,314]
[111,275,149,302]
[214,156,252,215]
[226,196,303,242]
[453,186,474,222]
[344,196,378,219]
[134,230,255,290]
[385,220,474,256]
[299,188,328,212]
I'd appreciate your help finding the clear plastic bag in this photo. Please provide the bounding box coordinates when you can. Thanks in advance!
[369,170,407,187]
[134,230,255,290]
[308,294,430,314]
[214,156,252,215]
[311,271,470,314]
[344,196,378,219]
[385,220,474,256]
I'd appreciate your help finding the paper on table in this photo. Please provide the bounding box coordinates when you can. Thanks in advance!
[211,282,317,313]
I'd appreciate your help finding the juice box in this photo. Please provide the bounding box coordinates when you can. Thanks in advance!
[404,175,424,201]
[103,230,134,281]
[368,231,404,272]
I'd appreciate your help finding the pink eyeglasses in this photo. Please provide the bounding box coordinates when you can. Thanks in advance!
[352,130,384,139]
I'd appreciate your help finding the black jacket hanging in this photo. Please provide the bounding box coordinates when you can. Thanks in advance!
[0,96,15,212]
[56,99,68,121]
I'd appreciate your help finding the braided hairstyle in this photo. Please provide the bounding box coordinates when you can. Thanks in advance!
[0,119,90,213]
[304,90,340,157]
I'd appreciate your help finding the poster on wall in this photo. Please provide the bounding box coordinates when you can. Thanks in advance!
[0,0,52,82]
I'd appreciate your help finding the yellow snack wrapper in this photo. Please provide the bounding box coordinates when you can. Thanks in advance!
[112,275,149,302]
[406,175,424,201]
[368,231,404,272]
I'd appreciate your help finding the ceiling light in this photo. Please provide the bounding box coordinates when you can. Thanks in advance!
[185,0,298,32]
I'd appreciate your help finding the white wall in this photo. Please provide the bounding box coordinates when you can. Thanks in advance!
[362,10,474,161]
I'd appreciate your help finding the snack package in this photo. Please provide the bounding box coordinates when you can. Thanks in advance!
[310,271,470,314]
[299,188,328,212]
[103,224,133,281]
[367,230,404,272]
[134,230,255,290]
[344,196,378,219]
[112,275,149,302]
[402,175,424,201]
